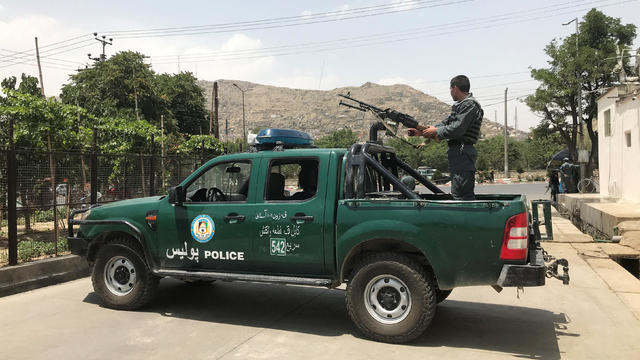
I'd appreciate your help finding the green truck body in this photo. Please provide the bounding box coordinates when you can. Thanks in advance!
[69,142,567,343]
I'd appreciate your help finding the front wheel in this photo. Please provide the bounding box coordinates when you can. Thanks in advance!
[578,178,597,193]
[92,238,159,310]
[346,253,437,343]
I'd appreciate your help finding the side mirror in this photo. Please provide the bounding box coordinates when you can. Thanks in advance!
[168,186,184,206]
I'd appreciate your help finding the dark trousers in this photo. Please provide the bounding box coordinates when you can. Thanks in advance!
[451,171,476,200]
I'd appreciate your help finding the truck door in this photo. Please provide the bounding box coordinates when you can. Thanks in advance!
[246,155,329,275]
[156,159,256,271]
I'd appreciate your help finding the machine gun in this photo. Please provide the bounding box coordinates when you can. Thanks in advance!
[338,93,428,145]
[338,93,426,130]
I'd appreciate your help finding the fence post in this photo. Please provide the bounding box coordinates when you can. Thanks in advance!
[91,128,98,204]
[7,116,18,265]
[149,134,156,196]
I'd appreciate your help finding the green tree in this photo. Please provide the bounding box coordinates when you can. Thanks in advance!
[475,136,522,172]
[315,128,359,148]
[60,51,165,127]
[525,9,636,170]
[155,72,208,134]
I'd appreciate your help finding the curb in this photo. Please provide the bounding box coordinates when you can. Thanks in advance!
[0,255,91,298]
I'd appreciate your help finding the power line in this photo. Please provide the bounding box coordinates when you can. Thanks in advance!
[149,0,594,61]
[102,0,470,39]
[0,34,93,63]
[147,0,630,66]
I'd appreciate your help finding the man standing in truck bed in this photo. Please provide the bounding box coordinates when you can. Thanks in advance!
[409,75,483,200]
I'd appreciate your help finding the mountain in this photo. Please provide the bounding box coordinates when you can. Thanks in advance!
[198,80,527,141]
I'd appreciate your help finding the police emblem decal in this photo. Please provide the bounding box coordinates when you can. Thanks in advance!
[190,215,215,243]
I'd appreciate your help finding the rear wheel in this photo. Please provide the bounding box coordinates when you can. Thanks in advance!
[346,252,436,343]
[92,238,159,310]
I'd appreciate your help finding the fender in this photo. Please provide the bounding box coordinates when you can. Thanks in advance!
[69,211,158,270]
[336,219,455,288]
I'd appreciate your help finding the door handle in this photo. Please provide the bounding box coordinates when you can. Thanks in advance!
[224,213,245,223]
[290,213,314,224]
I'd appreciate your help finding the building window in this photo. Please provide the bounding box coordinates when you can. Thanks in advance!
[625,130,632,147]
[604,109,611,137]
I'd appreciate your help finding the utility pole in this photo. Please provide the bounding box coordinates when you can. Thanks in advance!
[514,106,518,132]
[160,115,165,189]
[34,37,45,96]
[232,83,247,149]
[88,32,113,62]
[209,85,214,136]
[36,37,58,252]
[504,88,509,178]
[213,82,220,139]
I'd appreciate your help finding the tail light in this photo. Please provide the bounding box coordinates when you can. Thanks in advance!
[500,212,529,260]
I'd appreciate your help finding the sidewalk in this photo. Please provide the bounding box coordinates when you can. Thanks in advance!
[543,206,640,321]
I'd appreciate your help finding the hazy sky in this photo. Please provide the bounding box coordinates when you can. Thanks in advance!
[1,0,639,131]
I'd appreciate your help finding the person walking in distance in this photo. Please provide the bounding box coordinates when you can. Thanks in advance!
[408,75,483,200]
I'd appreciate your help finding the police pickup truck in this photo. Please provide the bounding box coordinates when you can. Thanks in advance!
[69,128,569,343]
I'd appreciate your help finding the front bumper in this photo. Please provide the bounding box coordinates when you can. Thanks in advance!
[497,247,570,287]
[68,237,91,256]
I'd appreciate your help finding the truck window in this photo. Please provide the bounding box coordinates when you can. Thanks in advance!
[265,158,319,201]
[184,161,251,202]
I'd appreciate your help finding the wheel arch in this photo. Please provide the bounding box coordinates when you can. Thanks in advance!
[339,238,437,286]
[87,230,150,267]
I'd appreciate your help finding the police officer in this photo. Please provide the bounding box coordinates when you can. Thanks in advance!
[408,75,483,200]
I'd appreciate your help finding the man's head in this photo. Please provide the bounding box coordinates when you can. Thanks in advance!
[563,157,570,163]
[450,75,470,101]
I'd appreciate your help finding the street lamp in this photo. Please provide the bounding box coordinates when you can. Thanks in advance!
[232,83,247,149]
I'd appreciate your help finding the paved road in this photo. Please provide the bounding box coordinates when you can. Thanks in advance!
[1,243,639,359]
[419,182,549,201]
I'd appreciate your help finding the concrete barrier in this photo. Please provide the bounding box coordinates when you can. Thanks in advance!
[0,255,90,298]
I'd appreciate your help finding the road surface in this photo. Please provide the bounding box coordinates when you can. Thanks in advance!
[1,243,639,359]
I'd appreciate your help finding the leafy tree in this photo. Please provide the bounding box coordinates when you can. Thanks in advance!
[155,72,208,134]
[475,136,522,172]
[525,9,636,170]
[521,124,566,170]
[60,51,165,127]
[1,74,42,97]
[315,128,359,148]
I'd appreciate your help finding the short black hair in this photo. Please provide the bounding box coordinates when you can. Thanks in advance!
[450,75,470,92]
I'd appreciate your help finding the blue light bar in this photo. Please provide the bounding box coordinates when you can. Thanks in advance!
[256,128,314,149]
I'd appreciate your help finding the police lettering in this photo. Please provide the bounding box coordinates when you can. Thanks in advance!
[203,250,245,261]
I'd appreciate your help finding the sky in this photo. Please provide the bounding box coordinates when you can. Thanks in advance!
[1,0,639,131]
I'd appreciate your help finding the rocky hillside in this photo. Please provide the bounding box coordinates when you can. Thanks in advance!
[199,80,527,141]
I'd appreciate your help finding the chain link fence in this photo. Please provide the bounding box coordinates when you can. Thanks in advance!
[1,148,215,267]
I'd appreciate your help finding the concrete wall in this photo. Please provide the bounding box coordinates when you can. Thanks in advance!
[598,84,640,202]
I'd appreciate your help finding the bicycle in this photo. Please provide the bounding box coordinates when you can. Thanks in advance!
[577,177,599,193]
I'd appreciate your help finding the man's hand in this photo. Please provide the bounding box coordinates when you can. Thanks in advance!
[423,125,438,139]
[407,128,422,137]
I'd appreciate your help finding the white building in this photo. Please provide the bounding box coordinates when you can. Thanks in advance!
[597,83,640,202]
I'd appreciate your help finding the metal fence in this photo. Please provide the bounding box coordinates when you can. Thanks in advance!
[0,147,215,267]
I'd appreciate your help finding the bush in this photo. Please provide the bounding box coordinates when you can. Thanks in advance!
[17,238,69,262]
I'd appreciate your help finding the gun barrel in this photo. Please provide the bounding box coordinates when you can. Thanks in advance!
[339,101,367,112]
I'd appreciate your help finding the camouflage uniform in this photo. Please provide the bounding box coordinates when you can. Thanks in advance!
[435,94,483,200]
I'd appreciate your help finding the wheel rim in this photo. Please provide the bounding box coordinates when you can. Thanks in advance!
[104,256,137,296]
[364,274,411,324]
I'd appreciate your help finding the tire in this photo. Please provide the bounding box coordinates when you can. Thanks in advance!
[92,237,159,310]
[435,289,452,304]
[346,252,437,343]
[578,179,596,193]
